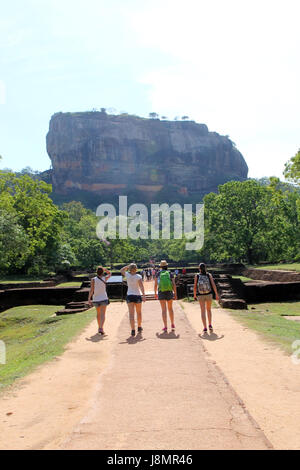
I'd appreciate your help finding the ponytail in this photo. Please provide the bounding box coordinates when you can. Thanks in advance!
[97,266,104,276]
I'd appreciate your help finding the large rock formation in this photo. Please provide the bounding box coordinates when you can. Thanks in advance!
[46,111,248,203]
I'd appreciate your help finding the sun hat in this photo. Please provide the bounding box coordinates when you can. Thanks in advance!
[160,260,168,267]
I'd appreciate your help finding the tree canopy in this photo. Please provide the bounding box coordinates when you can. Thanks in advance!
[203,178,300,264]
[284,149,300,184]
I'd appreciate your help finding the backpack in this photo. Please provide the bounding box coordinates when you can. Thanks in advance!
[197,274,212,295]
[159,270,173,292]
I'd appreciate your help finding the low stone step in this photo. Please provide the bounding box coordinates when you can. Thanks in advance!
[66,301,89,309]
[220,293,236,299]
[81,281,91,288]
[73,289,90,301]
[220,298,247,309]
[56,307,89,315]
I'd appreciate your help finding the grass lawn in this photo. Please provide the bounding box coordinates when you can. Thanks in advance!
[248,302,300,316]
[0,276,47,284]
[230,301,300,354]
[231,275,254,282]
[248,263,300,272]
[56,282,83,288]
[0,305,96,392]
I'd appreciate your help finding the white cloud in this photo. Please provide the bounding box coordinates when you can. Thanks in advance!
[128,0,300,177]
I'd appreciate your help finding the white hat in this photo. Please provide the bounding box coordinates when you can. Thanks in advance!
[160,260,168,267]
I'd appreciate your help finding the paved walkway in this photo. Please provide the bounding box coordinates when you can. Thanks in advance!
[61,300,271,450]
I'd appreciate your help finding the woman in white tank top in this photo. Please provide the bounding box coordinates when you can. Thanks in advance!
[121,263,145,337]
[88,266,111,335]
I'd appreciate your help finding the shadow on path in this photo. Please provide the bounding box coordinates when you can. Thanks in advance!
[119,333,147,345]
[199,332,225,341]
[86,333,108,343]
[156,331,180,339]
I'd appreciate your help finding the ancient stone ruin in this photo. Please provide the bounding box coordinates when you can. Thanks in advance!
[1,265,299,314]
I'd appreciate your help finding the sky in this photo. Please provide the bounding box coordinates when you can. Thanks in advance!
[0,0,299,179]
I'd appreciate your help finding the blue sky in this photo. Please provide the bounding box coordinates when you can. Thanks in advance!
[0,0,299,179]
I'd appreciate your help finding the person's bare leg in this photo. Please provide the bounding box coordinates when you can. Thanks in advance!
[96,307,101,329]
[206,300,212,326]
[135,303,142,328]
[199,300,207,330]
[167,299,174,325]
[128,303,135,330]
[159,300,167,328]
[99,305,107,330]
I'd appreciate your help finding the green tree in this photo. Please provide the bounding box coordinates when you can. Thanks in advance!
[0,172,65,274]
[203,180,270,264]
[203,179,300,264]
[71,239,106,269]
[51,242,77,271]
[0,210,31,272]
[61,201,94,223]
[264,177,300,262]
[61,201,107,268]
[284,149,300,184]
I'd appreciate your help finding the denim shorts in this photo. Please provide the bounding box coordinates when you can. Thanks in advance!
[158,291,174,301]
[126,295,142,304]
[93,299,110,307]
[197,293,213,302]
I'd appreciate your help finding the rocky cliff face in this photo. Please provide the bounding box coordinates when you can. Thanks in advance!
[46,111,248,202]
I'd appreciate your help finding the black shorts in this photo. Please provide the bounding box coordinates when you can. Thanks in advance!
[126,295,142,304]
[158,291,174,301]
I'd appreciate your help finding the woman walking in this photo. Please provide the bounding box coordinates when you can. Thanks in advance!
[155,260,177,332]
[193,263,219,333]
[121,263,146,337]
[88,266,111,335]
